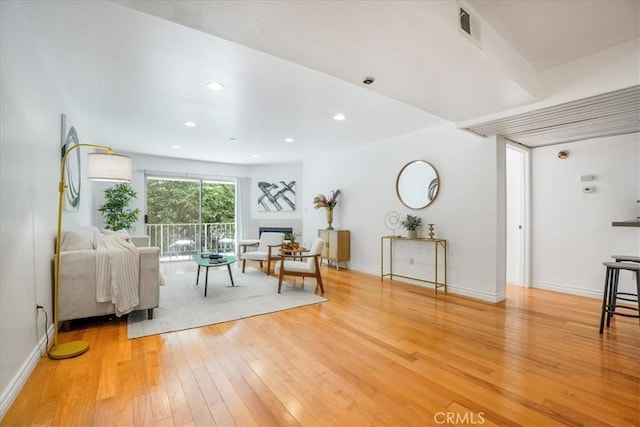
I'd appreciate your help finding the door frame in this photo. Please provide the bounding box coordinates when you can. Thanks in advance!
[506,143,531,287]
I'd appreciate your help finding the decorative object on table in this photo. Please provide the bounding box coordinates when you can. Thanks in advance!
[283,231,302,250]
[313,189,341,230]
[98,183,141,231]
[428,224,436,239]
[51,118,132,359]
[400,214,422,239]
[396,160,440,209]
[257,180,296,212]
[384,211,402,235]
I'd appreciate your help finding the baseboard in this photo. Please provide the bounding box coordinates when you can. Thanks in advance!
[531,281,601,299]
[347,264,506,303]
[345,263,378,276]
[446,285,507,303]
[0,325,53,420]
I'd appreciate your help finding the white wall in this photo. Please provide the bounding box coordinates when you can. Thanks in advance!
[248,164,303,238]
[531,133,640,297]
[0,1,95,416]
[91,154,303,239]
[303,123,507,302]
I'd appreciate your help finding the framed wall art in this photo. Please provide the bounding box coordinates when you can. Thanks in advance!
[257,180,296,212]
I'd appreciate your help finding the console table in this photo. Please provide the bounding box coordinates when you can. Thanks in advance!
[380,235,447,292]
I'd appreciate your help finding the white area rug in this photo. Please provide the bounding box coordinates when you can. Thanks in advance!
[127,267,327,339]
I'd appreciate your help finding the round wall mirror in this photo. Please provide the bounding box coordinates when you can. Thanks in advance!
[396,160,440,209]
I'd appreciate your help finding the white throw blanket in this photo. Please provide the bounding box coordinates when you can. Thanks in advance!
[96,234,140,316]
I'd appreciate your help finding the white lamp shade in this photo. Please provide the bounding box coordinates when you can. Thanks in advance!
[87,153,132,182]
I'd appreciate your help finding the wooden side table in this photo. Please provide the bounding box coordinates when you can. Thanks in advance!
[318,229,350,269]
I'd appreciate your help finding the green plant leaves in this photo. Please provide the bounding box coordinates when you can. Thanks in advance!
[98,183,141,231]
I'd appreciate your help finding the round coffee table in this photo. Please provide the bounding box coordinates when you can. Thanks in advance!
[192,254,238,297]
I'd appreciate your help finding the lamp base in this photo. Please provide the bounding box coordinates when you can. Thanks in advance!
[48,340,90,360]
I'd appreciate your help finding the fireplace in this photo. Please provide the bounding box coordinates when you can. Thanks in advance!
[259,226,292,237]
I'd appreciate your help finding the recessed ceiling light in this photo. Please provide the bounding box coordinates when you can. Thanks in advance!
[171,145,181,149]
[206,81,224,91]
[251,154,259,158]
[184,121,197,127]
[284,138,294,143]
[333,113,347,121]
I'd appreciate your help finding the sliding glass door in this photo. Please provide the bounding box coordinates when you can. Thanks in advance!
[145,176,236,260]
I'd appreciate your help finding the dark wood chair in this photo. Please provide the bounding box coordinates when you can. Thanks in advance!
[275,238,325,294]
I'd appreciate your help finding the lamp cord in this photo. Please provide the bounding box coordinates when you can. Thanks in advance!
[37,305,49,355]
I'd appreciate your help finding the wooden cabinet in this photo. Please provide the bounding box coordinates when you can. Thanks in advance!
[317,229,350,269]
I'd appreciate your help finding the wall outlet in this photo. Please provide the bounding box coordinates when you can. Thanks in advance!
[582,186,595,193]
[409,257,414,265]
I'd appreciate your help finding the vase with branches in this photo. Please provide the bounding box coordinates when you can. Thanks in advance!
[313,189,341,230]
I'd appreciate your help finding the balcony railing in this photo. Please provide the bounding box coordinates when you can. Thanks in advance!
[146,222,236,260]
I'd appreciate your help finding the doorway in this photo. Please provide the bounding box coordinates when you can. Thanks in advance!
[506,144,530,287]
[145,176,236,260]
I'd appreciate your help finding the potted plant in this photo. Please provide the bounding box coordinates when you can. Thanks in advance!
[283,231,302,250]
[98,183,141,231]
[400,214,422,239]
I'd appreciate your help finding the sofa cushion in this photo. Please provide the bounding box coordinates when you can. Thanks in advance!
[60,226,103,251]
[60,230,94,251]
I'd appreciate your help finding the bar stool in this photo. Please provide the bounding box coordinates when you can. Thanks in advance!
[599,261,640,334]
[612,255,640,263]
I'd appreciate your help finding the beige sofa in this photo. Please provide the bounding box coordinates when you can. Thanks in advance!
[58,226,160,323]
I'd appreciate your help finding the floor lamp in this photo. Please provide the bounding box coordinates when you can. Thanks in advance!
[49,144,132,360]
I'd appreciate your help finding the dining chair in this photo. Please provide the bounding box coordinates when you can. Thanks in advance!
[275,237,325,294]
[240,232,284,275]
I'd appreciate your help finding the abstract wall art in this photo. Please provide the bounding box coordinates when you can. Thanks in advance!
[61,113,81,211]
[257,180,296,212]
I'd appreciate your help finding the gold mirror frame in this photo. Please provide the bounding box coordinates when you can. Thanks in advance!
[396,160,440,209]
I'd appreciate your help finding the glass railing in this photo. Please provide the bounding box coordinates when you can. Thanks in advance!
[146,222,236,260]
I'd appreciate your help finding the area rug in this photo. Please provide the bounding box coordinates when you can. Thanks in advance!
[127,267,327,339]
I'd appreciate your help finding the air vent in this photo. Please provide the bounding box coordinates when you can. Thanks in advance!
[457,4,481,48]
[460,8,471,36]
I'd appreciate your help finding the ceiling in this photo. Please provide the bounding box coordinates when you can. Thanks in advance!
[462,85,640,146]
[18,1,640,164]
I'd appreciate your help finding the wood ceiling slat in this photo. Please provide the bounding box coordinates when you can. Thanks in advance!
[462,86,640,146]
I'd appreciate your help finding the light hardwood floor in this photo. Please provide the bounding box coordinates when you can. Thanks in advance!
[2,262,639,426]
